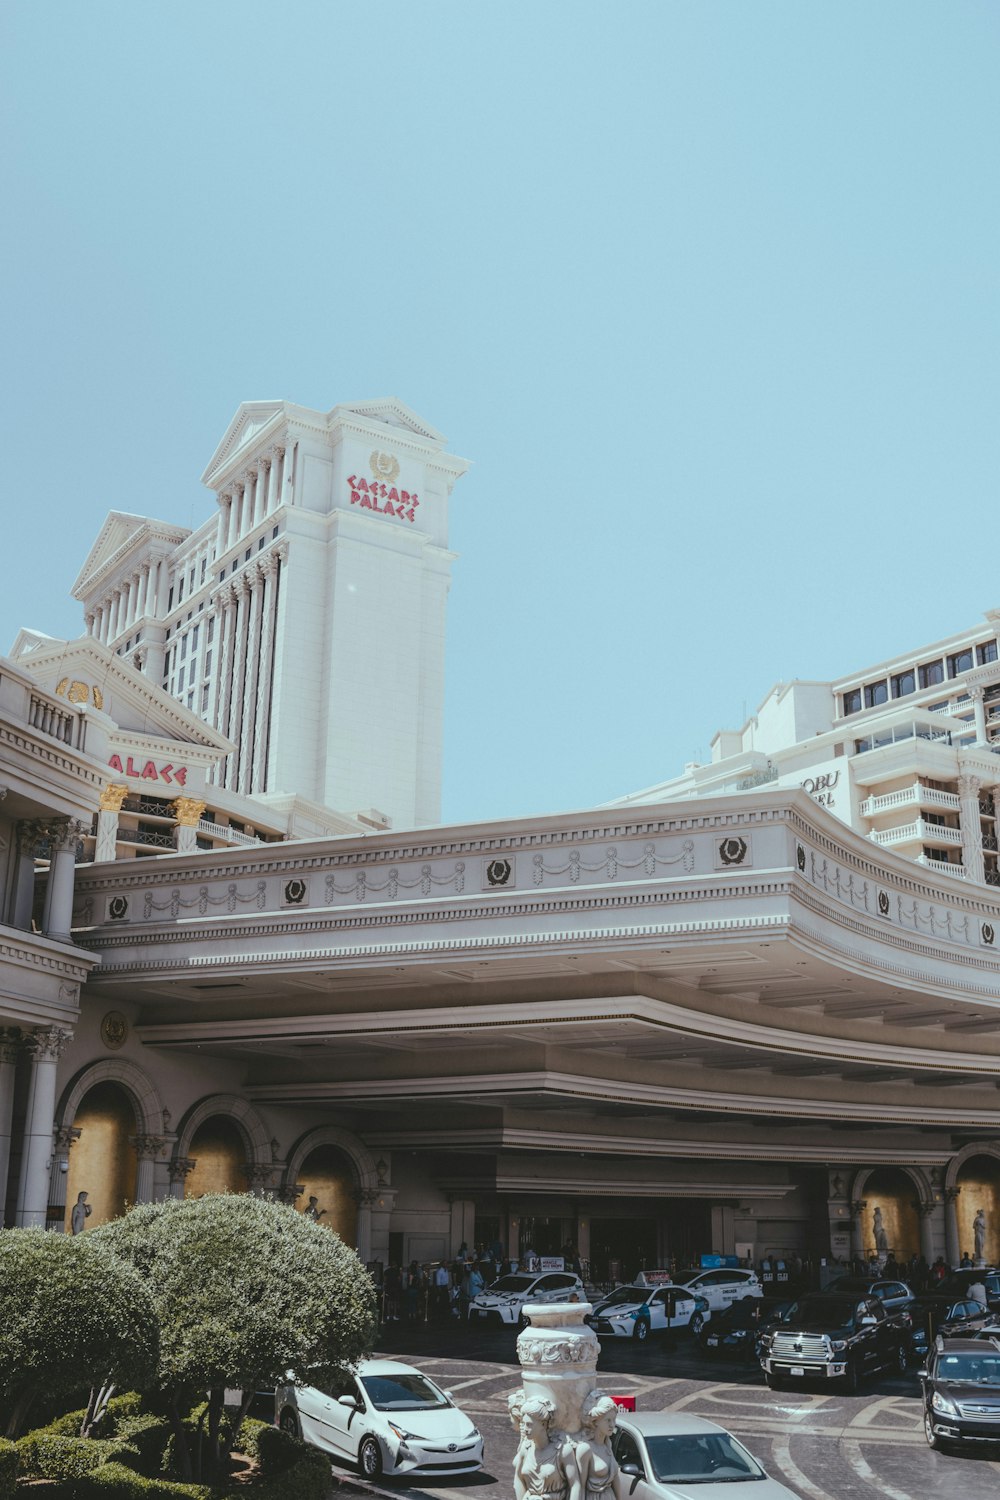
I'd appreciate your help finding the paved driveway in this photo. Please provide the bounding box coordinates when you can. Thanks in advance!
[321,1319,1000,1500]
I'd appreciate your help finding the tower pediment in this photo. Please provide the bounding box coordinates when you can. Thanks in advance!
[72,512,189,601]
[332,398,447,445]
[201,401,286,488]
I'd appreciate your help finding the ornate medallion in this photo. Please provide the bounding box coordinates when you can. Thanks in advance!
[369,450,400,482]
[100,1011,128,1050]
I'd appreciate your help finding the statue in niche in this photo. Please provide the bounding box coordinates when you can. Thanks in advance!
[509,1392,577,1500]
[872,1206,888,1253]
[575,1394,624,1500]
[71,1191,92,1235]
[974,1207,987,1261]
[304,1196,327,1223]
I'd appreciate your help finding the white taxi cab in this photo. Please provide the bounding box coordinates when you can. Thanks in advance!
[586,1284,710,1341]
[670,1266,763,1313]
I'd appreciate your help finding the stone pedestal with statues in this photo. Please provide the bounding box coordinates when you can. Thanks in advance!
[509,1300,626,1500]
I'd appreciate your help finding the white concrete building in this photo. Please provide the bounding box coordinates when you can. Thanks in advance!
[72,398,470,832]
[613,608,1000,889]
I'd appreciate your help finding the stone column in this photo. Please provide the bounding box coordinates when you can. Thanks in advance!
[149,559,163,617]
[971,686,988,745]
[958,773,985,883]
[171,797,207,853]
[0,1029,21,1224]
[356,1191,374,1263]
[138,563,151,619]
[132,1135,167,1203]
[12,820,43,930]
[42,820,85,942]
[168,1158,196,1199]
[263,453,278,513]
[850,1199,868,1261]
[15,1026,72,1227]
[279,442,295,506]
[218,494,233,554]
[95,784,129,863]
[47,1125,81,1232]
[109,590,121,642]
[918,1201,936,1263]
[238,565,265,795]
[226,576,251,786]
[85,613,95,637]
[250,555,278,791]
[945,1187,961,1267]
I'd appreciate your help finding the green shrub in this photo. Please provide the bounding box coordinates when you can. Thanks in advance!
[113,1414,171,1472]
[16,1433,140,1482]
[254,1421,307,1476]
[75,1460,210,1498]
[34,1391,145,1441]
[0,1438,17,1500]
[250,1449,330,1500]
[234,1416,268,1462]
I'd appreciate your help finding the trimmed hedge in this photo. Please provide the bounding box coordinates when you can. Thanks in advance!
[0,1438,17,1500]
[17,1433,141,1482]
[114,1414,171,1470]
[235,1417,269,1463]
[76,1460,211,1498]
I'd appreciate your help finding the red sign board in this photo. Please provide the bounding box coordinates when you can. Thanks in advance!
[610,1395,636,1411]
[108,755,188,786]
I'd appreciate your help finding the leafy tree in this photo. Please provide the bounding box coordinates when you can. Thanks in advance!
[0,1228,157,1439]
[93,1194,376,1481]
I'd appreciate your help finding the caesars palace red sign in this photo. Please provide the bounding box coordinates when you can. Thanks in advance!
[108,755,189,786]
[347,475,420,524]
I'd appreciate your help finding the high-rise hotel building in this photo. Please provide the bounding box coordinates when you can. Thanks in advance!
[70,398,470,833]
[614,609,1000,888]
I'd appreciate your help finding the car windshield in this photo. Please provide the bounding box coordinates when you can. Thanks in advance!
[673,1269,706,1284]
[781,1297,856,1329]
[489,1276,535,1293]
[360,1374,449,1410]
[936,1354,1000,1385]
[601,1288,649,1306]
[643,1433,765,1484]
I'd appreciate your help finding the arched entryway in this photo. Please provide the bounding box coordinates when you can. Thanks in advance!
[854,1166,922,1259]
[64,1080,138,1230]
[185,1115,248,1197]
[955,1154,1000,1263]
[296,1144,359,1243]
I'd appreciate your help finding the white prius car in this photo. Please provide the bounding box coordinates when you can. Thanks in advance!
[669,1266,763,1313]
[586,1284,710,1341]
[275,1359,484,1480]
[612,1412,803,1499]
[468,1269,584,1326]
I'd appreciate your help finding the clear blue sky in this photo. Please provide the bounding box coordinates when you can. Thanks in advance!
[3,2,998,826]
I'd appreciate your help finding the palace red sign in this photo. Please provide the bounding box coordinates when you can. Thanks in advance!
[108,755,188,786]
[347,476,420,523]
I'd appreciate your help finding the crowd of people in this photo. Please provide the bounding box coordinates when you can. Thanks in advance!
[375,1239,587,1323]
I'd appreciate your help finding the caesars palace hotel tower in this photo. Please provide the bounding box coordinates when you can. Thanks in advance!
[72,398,470,830]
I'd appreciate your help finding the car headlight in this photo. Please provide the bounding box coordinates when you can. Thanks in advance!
[831,1340,847,1352]
[388,1423,422,1442]
[931,1391,959,1417]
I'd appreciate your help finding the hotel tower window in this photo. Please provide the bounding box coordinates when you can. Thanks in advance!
[864,680,888,708]
[919,659,945,688]
[948,647,974,677]
[978,640,998,665]
[843,688,862,716]
[891,668,916,698]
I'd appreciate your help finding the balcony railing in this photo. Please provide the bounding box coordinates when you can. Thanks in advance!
[198,819,262,847]
[860,785,960,818]
[28,692,86,749]
[122,796,174,819]
[117,828,175,850]
[915,854,967,878]
[870,819,963,849]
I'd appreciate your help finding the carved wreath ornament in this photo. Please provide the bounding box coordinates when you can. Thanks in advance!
[718,837,748,866]
[370,450,400,482]
[515,1335,594,1365]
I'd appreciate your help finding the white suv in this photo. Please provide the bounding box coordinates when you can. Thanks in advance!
[670,1267,763,1314]
[468,1270,584,1326]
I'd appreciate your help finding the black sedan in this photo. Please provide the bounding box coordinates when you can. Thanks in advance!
[909,1295,994,1360]
[697,1298,791,1361]
[921,1335,1000,1449]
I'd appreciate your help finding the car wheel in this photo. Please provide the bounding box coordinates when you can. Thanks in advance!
[517,1310,528,1332]
[896,1342,908,1374]
[279,1409,300,1438]
[633,1318,649,1342]
[690,1312,705,1336]
[924,1407,944,1451]
[358,1436,383,1479]
[765,1371,784,1390]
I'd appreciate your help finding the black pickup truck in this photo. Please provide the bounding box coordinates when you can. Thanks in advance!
[759,1293,909,1392]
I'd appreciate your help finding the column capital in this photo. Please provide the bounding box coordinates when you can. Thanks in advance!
[279,1182,305,1205]
[26,1026,73,1063]
[918,1201,937,1218]
[958,773,983,799]
[945,1185,962,1203]
[168,1157,196,1184]
[54,1125,82,1154]
[49,818,89,852]
[242,1162,276,1192]
[131,1134,168,1160]
[849,1198,867,1219]
[99,783,129,813]
[0,1026,23,1064]
[170,796,206,828]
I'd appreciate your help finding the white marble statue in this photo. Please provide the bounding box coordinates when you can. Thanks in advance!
[974,1207,987,1261]
[509,1392,578,1500]
[873,1206,888,1252]
[575,1394,624,1500]
[71,1190,91,1235]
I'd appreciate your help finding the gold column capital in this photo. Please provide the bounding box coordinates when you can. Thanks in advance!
[99,782,129,812]
[170,796,207,828]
